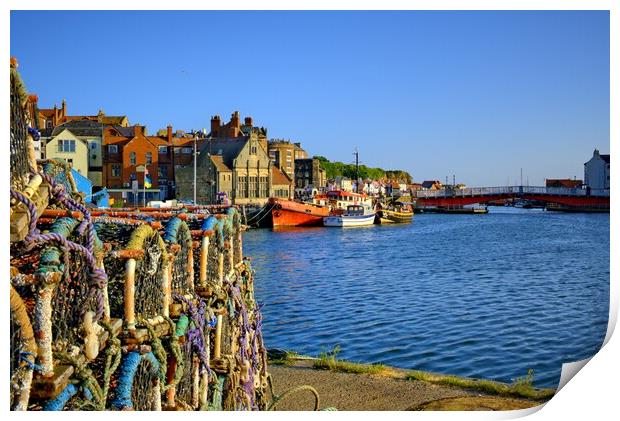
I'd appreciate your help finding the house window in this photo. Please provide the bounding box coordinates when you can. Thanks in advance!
[108,145,118,153]
[46,120,52,129]
[130,152,136,165]
[58,139,76,153]
[159,146,168,154]
[182,147,192,154]
[112,164,121,177]
[250,146,257,154]
[146,152,153,164]
[159,165,168,178]
[90,142,97,150]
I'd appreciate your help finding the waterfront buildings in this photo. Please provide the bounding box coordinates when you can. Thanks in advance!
[176,112,273,205]
[584,149,610,190]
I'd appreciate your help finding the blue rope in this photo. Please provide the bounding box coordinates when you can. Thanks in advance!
[19,351,43,372]
[111,351,160,409]
[163,217,183,243]
[43,383,78,411]
[28,127,41,141]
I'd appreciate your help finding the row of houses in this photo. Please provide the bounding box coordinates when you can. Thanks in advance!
[30,97,329,205]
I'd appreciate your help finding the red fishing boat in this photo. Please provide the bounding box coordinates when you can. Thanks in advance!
[267,198,330,227]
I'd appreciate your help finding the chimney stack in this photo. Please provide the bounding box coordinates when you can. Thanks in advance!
[134,124,143,136]
[210,115,221,137]
[244,116,253,126]
[167,125,172,142]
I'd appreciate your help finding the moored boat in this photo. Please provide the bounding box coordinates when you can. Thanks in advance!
[267,197,330,227]
[323,204,375,227]
[376,209,414,224]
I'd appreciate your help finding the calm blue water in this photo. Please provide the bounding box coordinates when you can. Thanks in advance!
[244,207,609,388]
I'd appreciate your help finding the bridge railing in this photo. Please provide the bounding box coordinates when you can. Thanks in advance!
[413,186,610,198]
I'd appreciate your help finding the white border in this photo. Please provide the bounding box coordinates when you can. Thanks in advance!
[2,2,616,420]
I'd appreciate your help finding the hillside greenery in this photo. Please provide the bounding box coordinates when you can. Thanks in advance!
[314,156,412,183]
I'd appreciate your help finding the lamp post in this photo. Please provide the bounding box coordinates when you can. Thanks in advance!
[193,134,198,205]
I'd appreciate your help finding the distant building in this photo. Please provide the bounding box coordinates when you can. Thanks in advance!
[44,128,89,177]
[584,149,610,190]
[268,139,308,179]
[31,98,129,130]
[294,158,325,190]
[546,179,583,188]
[421,180,443,190]
[43,119,108,188]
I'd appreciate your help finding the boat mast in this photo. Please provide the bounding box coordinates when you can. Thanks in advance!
[354,147,359,193]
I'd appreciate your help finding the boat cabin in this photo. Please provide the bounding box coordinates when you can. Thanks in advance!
[345,205,365,216]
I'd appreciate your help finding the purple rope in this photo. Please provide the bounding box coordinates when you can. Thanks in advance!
[173,294,215,380]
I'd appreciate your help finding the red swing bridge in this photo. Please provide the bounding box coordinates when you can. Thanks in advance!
[413,186,610,212]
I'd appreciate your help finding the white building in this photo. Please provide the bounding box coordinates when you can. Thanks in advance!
[584,149,610,190]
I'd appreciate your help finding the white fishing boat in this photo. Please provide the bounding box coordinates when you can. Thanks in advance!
[323,205,375,227]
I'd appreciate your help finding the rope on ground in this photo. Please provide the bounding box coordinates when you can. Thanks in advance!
[267,384,321,411]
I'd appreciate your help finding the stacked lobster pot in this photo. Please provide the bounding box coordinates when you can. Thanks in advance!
[9,59,269,411]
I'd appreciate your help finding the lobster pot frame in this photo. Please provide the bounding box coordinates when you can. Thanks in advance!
[10,66,31,193]
[163,218,194,298]
[173,339,200,409]
[46,218,102,356]
[96,223,136,321]
[127,225,169,323]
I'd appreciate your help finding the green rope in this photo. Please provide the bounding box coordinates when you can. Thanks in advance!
[99,321,122,409]
[53,351,105,409]
[162,315,184,392]
[267,384,321,411]
[137,317,168,385]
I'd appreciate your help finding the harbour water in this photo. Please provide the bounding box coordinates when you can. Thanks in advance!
[244,207,610,388]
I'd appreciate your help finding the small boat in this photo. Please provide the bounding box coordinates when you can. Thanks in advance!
[323,204,375,227]
[375,203,413,224]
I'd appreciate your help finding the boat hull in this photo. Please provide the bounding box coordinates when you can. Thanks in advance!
[323,213,376,227]
[376,210,413,224]
[269,198,330,227]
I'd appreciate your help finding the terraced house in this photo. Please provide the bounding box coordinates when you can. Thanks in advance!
[103,124,195,205]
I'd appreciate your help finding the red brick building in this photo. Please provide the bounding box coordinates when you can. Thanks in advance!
[103,124,198,205]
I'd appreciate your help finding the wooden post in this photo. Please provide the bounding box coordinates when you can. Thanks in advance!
[236,229,243,265]
[199,370,209,409]
[124,259,136,331]
[218,252,224,286]
[152,378,162,411]
[165,356,177,408]
[99,260,110,322]
[228,237,234,274]
[191,358,200,408]
[199,236,209,286]
[33,281,56,377]
[163,256,171,318]
[187,247,194,291]
[213,314,223,359]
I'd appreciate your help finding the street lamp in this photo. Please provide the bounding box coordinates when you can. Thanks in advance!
[193,134,199,204]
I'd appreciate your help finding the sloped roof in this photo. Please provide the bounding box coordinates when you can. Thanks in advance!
[272,166,292,185]
[51,119,104,137]
[199,137,248,169]
[210,155,232,172]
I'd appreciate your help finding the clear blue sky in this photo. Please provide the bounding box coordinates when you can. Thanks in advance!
[10,10,609,186]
